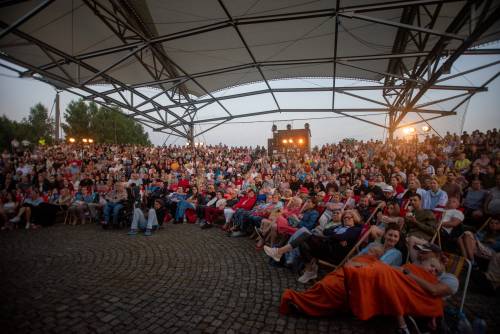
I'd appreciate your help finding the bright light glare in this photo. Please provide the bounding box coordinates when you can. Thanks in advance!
[422,125,430,132]
[82,138,88,143]
[288,138,293,143]
[403,127,415,135]
[282,139,288,144]
[88,139,94,143]
[298,138,304,144]
[68,137,76,143]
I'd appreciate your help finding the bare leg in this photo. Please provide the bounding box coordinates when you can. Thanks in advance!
[269,223,278,245]
[462,232,477,261]
[457,235,467,259]
[277,244,293,257]
[24,207,31,229]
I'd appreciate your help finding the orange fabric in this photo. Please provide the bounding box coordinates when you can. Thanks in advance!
[280,255,378,316]
[344,258,443,320]
[280,255,444,320]
[280,266,348,316]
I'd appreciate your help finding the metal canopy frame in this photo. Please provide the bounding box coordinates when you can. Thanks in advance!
[0,0,499,143]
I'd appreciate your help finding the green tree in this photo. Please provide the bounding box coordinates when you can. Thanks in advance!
[62,100,93,140]
[0,115,36,150]
[62,99,151,145]
[91,106,151,145]
[22,103,53,144]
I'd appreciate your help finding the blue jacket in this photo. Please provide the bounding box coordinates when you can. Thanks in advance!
[298,209,319,230]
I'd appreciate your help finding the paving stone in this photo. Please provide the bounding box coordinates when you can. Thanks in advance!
[0,223,498,334]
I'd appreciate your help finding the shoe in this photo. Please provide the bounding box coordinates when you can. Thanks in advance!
[25,222,31,230]
[200,222,213,229]
[297,269,317,284]
[9,216,20,223]
[254,226,264,240]
[231,231,245,237]
[264,246,282,262]
[144,229,152,236]
[128,229,138,235]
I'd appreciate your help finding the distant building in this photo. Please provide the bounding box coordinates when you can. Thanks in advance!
[268,123,311,155]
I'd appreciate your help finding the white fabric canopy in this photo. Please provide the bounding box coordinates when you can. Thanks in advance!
[1,0,498,96]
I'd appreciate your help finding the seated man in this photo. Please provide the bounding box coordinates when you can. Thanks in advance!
[128,199,166,236]
[438,197,465,253]
[102,182,128,228]
[462,178,487,226]
[405,194,438,262]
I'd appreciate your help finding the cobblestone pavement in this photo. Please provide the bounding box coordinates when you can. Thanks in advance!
[0,223,498,333]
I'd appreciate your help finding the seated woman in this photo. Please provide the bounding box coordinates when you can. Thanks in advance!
[174,185,204,223]
[280,254,449,330]
[458,216,500,264]
[9,190,44,229]
[231,192,283,237]
[199,190,227,229]
[259,209,344,265]
[264,210,363,283]
[257,196,303,245]
[67,186,98,225]
[358,224,403,267]
[275,197,319,236]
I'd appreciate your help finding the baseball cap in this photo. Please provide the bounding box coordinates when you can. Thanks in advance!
[382,185,394,193]
[299,187,309,194]
[444,209,464,222]
[414,243,442,253]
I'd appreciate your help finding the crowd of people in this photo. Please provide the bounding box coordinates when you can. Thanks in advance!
[1,127,499,332]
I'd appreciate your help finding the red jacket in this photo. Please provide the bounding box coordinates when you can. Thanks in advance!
[234,195,256,211]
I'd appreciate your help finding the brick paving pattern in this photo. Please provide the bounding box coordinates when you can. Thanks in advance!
[0,224,498,333]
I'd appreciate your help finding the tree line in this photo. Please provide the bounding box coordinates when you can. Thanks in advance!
[0,99,151,150]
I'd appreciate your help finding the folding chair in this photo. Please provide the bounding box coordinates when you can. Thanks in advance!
[444,252,472,314]
[407,252,472,334]
[319,202,386,268]
[318,225,375,270]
